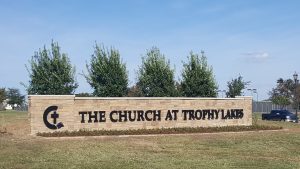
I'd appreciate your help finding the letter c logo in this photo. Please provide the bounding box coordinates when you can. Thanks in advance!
[43,106,64,130]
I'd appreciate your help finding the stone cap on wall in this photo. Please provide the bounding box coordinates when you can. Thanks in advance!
[28,95,76,100]
[28,95,252,100]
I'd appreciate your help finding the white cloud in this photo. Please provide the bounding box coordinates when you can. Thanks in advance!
[241,52,271,62]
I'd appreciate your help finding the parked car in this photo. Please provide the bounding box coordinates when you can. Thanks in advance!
[262,110,298,122]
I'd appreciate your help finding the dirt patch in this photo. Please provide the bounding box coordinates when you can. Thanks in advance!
[3,120,30,137]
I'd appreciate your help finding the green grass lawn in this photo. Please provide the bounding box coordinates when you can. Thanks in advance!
[0,111,300,169]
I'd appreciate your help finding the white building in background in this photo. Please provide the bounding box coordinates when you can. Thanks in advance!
[2,99,12,110]
[5,104,12,110]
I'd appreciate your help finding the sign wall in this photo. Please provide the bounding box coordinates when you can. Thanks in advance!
[28,95,252,135]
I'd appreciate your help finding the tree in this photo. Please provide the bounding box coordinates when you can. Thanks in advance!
[271,95,291,109]
[294,85,300,109]
[0,88,6,110]
[127,85,143,97]
[181,51,217,97]
[269,78,298,109]
[0,88,6,103]
[6,88,24,109]
[226,75,250,98]
[175,81,183,96]
[137,47,177,97]
[25,41,78,95]
[86,44,128,97]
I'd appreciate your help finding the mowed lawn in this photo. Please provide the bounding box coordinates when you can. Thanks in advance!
[0,111,300,169]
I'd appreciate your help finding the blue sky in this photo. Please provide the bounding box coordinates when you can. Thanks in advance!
[1,0,300,100]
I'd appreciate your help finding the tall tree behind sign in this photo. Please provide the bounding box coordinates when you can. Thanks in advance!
[86,44,128,97]
[25,41,78,95]
[181,51,218,97]
[137,47,177,97]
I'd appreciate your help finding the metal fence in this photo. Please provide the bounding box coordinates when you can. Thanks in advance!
[14,104,28,112]
[252,101,294,113]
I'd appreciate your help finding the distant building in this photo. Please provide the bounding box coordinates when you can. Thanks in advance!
[1,99,13,110]
[5,104,13,110]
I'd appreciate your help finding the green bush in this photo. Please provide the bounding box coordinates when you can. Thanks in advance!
[37,125,282,137]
